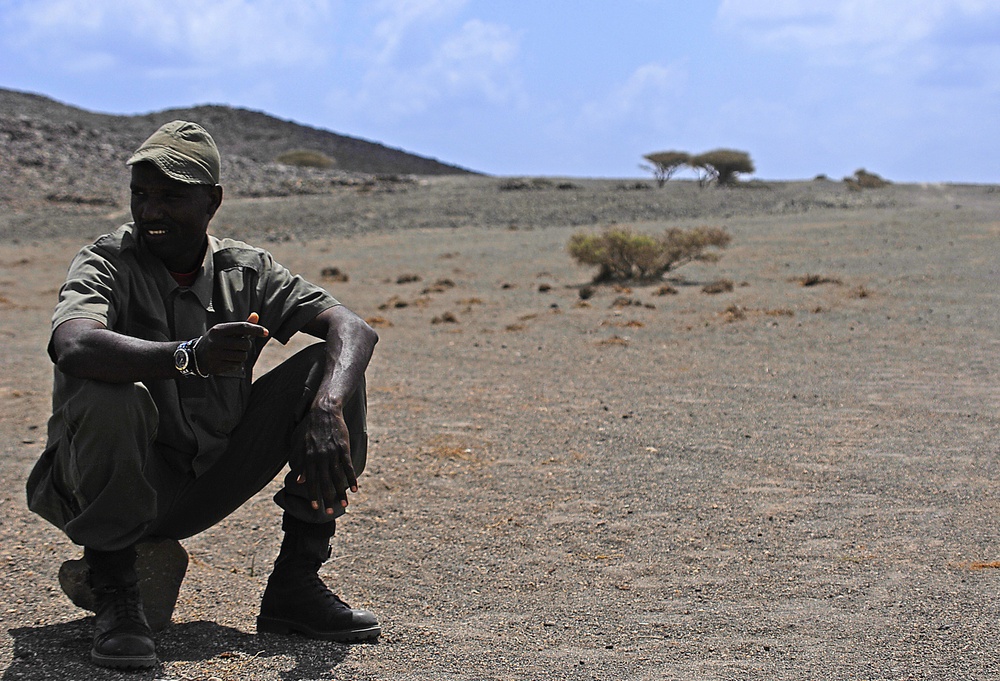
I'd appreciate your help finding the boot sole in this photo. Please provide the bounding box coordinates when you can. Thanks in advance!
[91,650,157,669]
[256,615,381,643]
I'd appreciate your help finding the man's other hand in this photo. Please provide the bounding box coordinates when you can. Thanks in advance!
[195,313,268,375]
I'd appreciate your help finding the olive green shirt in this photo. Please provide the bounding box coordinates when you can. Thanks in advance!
[49,224,339,475]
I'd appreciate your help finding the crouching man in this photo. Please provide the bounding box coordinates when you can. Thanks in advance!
[26,120,380,669]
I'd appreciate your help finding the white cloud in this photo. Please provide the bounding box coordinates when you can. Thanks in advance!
[350,11,523,118]
[579,61,687,130]
[369,0,469,63]
[430,19,521,102]
[4,0,338,71]
[718,0,1000,56]
[718,0,1000,96]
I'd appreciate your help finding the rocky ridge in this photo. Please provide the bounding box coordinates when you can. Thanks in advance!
[0,88,476,211]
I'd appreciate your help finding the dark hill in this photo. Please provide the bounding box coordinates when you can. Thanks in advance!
[0,88,477,211]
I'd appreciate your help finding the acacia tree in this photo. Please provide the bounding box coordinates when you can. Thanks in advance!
[690,149,755,186]
[642,150,690,187]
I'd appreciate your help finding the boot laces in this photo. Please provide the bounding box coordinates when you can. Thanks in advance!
[302,565,350,609]
[97,586,148,631]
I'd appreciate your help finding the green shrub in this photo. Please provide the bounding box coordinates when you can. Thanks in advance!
[844,168,889,190]
[276,149,335,169]
[568,225,731,283]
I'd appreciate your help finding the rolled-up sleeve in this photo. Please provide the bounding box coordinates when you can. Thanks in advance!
[257,252,339,344]
[48,245,121,361]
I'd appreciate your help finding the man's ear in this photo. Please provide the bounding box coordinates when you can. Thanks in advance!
[207,184,223,219]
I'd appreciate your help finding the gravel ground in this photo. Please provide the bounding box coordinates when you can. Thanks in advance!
[0,178,997,680]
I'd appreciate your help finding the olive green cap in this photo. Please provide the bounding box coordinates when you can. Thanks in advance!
[126,120,221,185]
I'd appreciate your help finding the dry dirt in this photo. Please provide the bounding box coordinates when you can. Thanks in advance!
[0,178,998,680]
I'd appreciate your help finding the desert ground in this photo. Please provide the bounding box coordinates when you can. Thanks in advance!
[0,177,997,680]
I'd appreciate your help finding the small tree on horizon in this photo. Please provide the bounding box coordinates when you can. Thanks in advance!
[690,149,755,187]
[642,150,691,187]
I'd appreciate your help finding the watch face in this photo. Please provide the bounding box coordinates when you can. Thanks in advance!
[174,347,189,372]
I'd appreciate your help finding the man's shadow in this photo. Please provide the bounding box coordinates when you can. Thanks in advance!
[7,618,357,680]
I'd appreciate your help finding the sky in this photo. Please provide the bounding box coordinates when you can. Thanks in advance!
[2,0,999,182]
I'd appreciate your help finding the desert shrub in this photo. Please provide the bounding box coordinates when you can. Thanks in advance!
[276,149,335,169]
[567,225,731,283]
[499,177,563,191]
[844,168,889,190]
[642,150,691,187]
[617,181,652,191]
[690,149,755,186]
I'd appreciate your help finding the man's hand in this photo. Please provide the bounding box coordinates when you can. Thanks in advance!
[295,401,359,514]
[290,305,378,515]
[195,313,268,375]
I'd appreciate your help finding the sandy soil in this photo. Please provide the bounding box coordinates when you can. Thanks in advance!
[0,178,998,680]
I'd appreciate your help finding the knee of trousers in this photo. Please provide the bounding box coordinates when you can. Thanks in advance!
[27,379,160,546]
[62,379,159,445]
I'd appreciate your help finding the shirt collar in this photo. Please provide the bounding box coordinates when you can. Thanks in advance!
[124,223,216,312]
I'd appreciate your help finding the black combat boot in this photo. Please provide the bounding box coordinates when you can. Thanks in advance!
[85,546,157,669]
[257,516,380,643]
[60,537,188,632]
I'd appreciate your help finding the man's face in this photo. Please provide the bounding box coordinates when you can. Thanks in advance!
[130,162,222,273]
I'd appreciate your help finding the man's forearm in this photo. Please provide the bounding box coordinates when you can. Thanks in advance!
[53,321,181,383]
[304,306,378,408]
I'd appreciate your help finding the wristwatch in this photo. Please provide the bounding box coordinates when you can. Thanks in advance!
[174,338,207,378]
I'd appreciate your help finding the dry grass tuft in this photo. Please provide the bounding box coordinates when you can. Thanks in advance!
[321,267,349,282]
[702,279,734,294]
[431,312,459,324]
[724,304,746,321]
[794,274,842,287]
[423,278,456,294]
[378,296,409,310]
[601,319,645,328]
[724,304,794,322]
[611,296,645,308]
[969,561,1000,571]
[596,335,629,347]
